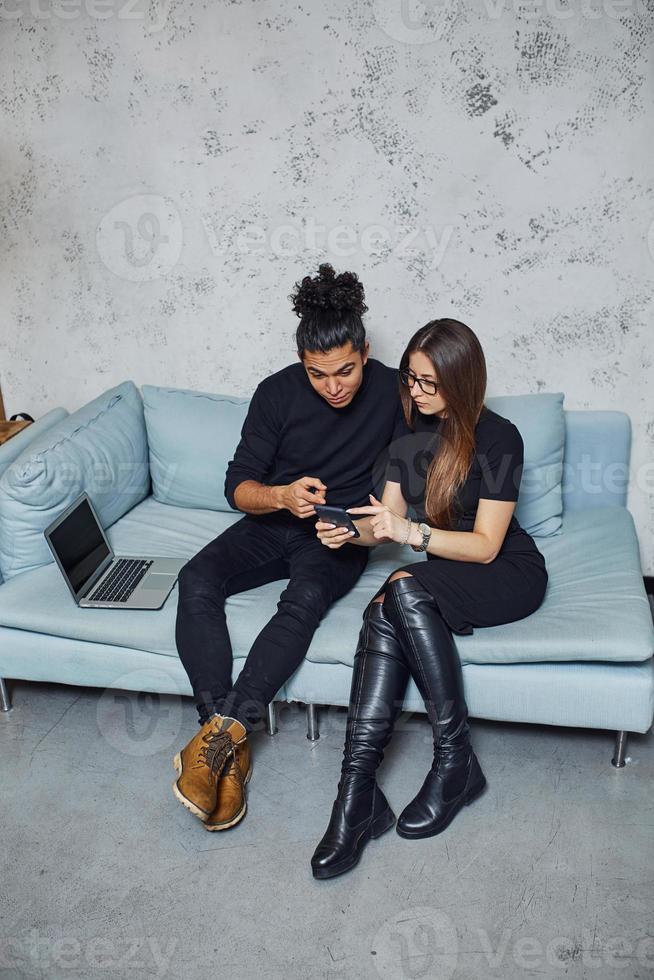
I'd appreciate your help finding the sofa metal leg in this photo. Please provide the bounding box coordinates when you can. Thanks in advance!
[0,678,12,713]
[307,703,320,741]
[266,702,278,736]
[611,730,628,768]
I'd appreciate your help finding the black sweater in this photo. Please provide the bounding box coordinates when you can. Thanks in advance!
[224,358,402,512]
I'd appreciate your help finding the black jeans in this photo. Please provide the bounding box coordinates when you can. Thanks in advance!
[175,510,369,731]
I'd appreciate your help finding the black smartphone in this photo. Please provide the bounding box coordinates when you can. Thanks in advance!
[314,505,361,538]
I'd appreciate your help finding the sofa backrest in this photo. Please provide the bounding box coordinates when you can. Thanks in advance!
[142,385,249,512]
[139,385,631,526]
[561,410,630,513]
[0,381,632,585]
[485,392,565,537]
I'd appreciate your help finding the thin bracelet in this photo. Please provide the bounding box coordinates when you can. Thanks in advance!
[401,518,412,545]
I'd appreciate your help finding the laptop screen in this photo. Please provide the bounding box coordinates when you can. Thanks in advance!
[48,497,111,596]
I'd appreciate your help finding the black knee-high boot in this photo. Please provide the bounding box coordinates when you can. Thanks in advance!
[384,577,487,839]
[311,601,410,879]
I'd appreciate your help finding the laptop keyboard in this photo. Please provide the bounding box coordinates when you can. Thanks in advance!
[88,558,153,603]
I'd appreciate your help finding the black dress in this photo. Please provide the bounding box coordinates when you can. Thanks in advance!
[371,406,548,635]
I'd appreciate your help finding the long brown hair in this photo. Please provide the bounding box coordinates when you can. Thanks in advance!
[399,319,487,529]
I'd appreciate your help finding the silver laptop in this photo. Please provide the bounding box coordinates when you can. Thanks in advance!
[44,492,186,609]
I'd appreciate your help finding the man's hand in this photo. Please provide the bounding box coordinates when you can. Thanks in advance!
[278,477,327,518]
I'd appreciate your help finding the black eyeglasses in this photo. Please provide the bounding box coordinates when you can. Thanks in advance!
[399,368,441,396]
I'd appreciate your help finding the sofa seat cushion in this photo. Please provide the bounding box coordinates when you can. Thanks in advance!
[0,499,650,668]
[0,496,419,659]
[315,507,652,667]
[463,505,652,666]
[0,498,239,658]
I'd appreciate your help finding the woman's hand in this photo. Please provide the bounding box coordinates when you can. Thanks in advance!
[315,520,356,549]
[347,494,409,544]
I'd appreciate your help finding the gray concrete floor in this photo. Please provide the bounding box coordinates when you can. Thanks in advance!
[1,678,653,980]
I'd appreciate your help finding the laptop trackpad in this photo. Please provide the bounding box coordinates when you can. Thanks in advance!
[142,574,176,590]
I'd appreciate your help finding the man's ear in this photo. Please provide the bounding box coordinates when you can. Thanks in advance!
[361,340,370,365]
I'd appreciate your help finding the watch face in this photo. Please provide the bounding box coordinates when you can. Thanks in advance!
[420,524,431,547]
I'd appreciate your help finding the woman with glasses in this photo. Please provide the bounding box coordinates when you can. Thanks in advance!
[311,318,548,879]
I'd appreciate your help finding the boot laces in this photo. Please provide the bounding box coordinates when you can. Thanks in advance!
[195,729,234,776]
[229,753,245,790]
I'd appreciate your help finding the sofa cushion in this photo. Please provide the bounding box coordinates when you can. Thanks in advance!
[0,496,418,659]
[142,385,565,531]
[310,507,651,667]
[485,392,565,537]
[142,385,249,511]
[0,498,650,670]
[0,499,251,656]
[0,382,149,581]
[562,410,630,512]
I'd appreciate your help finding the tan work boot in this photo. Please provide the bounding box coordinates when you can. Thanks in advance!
[173,714,247,822]
[204,736,252,832]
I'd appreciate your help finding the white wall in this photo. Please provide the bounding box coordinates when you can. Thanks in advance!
[1,0,652,570]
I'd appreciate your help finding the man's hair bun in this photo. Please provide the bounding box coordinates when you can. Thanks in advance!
[291,263,368,319]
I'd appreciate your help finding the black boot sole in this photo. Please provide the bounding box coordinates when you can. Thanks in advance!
[311,807,396,880]
[396,775,487,840]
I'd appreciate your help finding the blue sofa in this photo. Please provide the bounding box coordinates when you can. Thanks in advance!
[0,381,652,769]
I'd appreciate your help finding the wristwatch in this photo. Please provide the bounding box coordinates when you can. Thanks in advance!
[411,521,432,553]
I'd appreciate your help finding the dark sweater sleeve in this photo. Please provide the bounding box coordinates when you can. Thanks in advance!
[478,421,524,501]
[384,406,411,486]
[224,381,281,510]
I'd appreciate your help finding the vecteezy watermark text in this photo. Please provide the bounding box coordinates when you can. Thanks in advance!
[95,195,454,280]
[0,0,170,30]
[200,213,455,268]
[373,0,651,47]
[0,930,177,976]
[372,908,654,979]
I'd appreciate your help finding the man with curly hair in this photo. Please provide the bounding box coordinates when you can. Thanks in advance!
[172,264,403,831]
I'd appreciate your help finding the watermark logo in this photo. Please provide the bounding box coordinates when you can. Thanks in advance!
[96,669,184,756]
[96,194,183,282]
[371,915,654,977]
[372,907,459,980]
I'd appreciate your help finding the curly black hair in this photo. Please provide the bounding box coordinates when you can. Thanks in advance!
[290,263,368,357]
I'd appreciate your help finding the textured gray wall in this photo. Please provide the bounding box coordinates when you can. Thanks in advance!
[1,0,652,570]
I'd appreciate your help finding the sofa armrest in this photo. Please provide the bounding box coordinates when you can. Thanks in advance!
[0,408,69,585]
[0,407,69,480]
